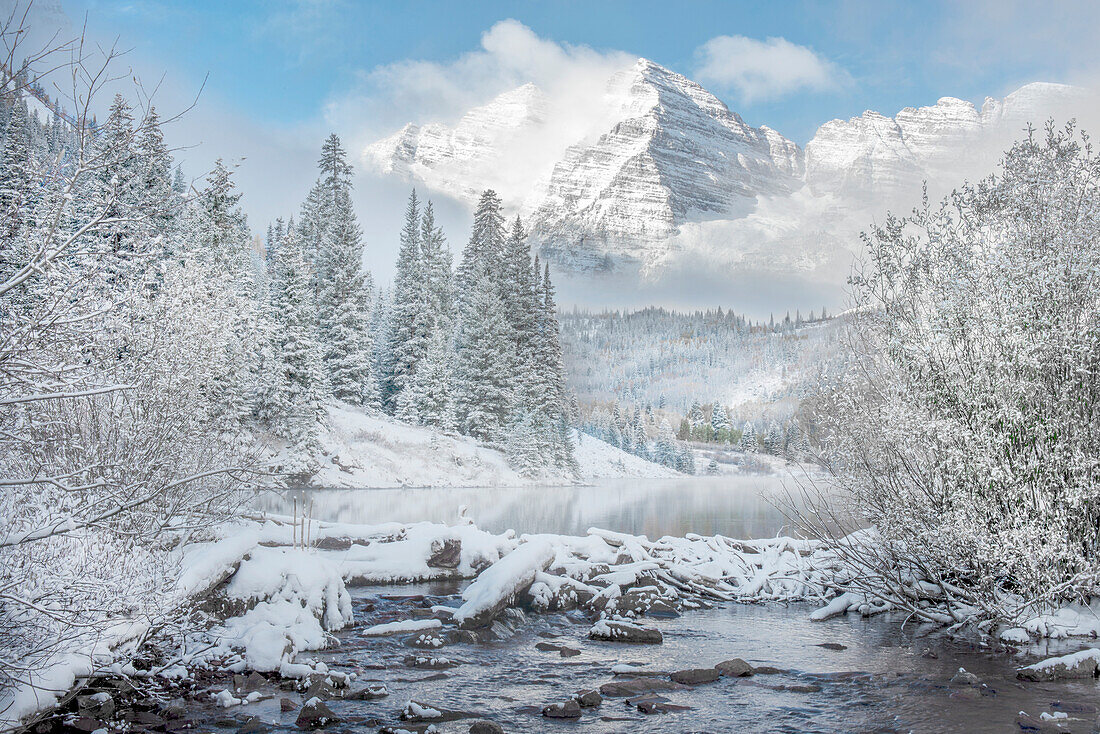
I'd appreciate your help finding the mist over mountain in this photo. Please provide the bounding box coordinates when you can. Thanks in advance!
[364,57,1094,313]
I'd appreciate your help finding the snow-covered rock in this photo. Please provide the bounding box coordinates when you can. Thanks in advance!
[1017,648,1100,681]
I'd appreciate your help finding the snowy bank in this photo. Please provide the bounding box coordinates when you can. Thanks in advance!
[268,403,677,489]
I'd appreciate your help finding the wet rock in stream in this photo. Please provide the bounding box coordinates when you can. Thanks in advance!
[716,658,754,677]
[468,721,506,734]
[542,699,582,719]
[589,619,663,644]
[296,697,338,729]
[670,668,721,685]
[599,677,688,697]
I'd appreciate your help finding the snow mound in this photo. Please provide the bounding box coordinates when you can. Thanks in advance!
[298,403,675,488]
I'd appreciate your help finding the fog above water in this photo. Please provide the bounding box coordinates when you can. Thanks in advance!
[254,475,818,539]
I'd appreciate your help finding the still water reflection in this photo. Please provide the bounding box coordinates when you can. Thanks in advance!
[253,475,809,538]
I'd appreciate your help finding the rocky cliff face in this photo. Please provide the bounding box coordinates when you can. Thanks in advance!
[527,60,804,269]
[363,67,1090,276]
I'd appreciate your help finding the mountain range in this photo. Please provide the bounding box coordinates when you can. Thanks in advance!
[363,58,1090,279]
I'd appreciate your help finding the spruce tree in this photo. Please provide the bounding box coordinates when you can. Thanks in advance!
[420,200,454,331]
[0,98,32,246]
[396,326,456,430]
[456,189,505,304]
[319,187,376,406]
[454,269,513,441]
[386,189,433,406]
[259,226,327,459]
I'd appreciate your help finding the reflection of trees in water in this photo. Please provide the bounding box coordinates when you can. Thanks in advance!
[253,476,815,539]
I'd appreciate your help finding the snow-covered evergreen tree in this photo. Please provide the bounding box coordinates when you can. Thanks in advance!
[420,200,454,332]
[456,189,505,304]
[395,327,456,430]
[257,226,326,463]
[454,269,513,441]
[738,422,758,453]
[386,190,433,407]
[711,401,733,443]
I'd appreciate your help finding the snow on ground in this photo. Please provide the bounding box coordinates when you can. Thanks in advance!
[288,403,677,488]
[572,430,679,479]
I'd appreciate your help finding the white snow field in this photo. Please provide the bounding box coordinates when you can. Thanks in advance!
[281,403,678,488]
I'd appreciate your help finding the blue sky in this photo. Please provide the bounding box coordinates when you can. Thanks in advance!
[30,0,1100,296]
[64,0,1100,143]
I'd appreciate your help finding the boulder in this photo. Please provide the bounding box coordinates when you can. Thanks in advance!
[76,693,114,720]
[716,659,754,677]
[599,678,687,697]
[296,698,338,729]
[1017,650,1100,682]
[352,686,391,704]
[574,689,602,708]
[404,655,457,670]
[637,700,691,714]
[160,699,187,720]
[469,722,505,734]
[427,538,461,569]
[542,700,582,719]
[238,716,267,734]
[589,619,663,644]
[949,668,980,686]
[670,668,720,685]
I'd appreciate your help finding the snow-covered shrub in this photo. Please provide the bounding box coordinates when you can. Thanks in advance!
[810,123,1100,627]
[0,29,259,722]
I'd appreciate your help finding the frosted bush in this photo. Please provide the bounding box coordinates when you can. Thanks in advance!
[812,123,1100,626]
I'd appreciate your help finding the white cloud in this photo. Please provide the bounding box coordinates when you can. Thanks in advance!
[327,19,634,153]
[693,35,848,102]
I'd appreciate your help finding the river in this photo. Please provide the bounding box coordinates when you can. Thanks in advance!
[232,476,1100,733]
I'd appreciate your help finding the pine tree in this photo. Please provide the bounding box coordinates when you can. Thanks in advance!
[300,133,355,285]
[0,97,32,246]
[396,326,457,430]
[134,106,176,239]
[319,187,375,405]
[258,226,327,458]
[738,422,758,453]
[187,160,259,423]
[456,189,505,303]
[531,263,576,472]
[711,401,732,443]
[385,189,433,406]
[420,200,454,331]
[454,270,513,441]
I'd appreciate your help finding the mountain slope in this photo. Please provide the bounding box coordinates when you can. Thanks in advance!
[528,59,803,269]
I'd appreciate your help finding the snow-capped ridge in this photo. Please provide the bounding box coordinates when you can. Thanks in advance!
[363,70,1093,278]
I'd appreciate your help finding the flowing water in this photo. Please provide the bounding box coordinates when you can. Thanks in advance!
[225,477,1100,733]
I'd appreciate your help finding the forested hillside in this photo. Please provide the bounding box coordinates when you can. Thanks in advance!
[560,307,842,461]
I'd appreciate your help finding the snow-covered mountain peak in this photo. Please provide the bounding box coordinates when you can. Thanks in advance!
[362,82,551,202]
[363,69,1093,282]
[804,82,1091,202]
